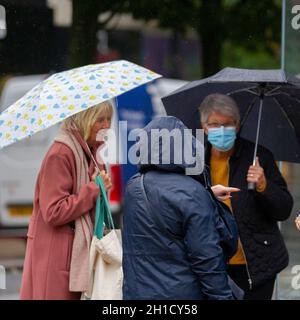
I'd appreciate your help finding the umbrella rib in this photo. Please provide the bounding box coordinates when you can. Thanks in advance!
[277,90,300,105]
[240,96,259,128]
[272,96,296,133]
[265,86,282,96]
[227,85,259,96]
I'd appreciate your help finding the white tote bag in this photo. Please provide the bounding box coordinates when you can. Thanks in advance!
[82,176,123,300]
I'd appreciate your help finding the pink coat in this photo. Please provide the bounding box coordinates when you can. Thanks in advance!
[20,139,101,300]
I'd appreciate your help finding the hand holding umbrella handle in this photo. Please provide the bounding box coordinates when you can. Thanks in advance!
[248,93,264,191]
[248,159,257,191]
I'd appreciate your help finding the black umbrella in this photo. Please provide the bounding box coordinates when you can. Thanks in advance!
[162,68,300,188]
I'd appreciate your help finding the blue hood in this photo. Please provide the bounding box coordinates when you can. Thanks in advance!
[135,116,205,175]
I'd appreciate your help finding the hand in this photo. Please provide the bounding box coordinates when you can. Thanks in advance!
[92,169,112,191]
[211,184,240,201]
[295,215,300,231]
[91,168,99,181]
[100,170,112,191]
[247,157,267,191]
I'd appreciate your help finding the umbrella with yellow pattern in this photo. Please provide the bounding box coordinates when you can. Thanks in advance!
[0,60,161,149]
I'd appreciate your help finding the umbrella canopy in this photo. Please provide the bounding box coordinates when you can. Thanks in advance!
[162,67,300,163]
[0,60,161,149]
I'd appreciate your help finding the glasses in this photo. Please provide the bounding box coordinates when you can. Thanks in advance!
[206,121,236,128]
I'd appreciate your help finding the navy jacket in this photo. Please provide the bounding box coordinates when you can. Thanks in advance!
[122,117,238,300]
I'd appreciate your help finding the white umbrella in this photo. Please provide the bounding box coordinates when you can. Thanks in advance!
[0,60,161,149]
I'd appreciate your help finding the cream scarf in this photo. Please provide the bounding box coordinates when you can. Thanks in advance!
[55,126,95,292]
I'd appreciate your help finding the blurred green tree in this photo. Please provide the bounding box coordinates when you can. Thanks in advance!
[126,0,282,76]
[68,0,125,68]
[69,0,282,76]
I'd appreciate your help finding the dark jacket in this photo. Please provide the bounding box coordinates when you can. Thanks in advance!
[122,116,238,300]
[205,137,293,288]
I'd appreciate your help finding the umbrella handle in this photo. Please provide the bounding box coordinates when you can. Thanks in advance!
[248,159,257,190]
[247,94,264,192]
[248,182,256,190]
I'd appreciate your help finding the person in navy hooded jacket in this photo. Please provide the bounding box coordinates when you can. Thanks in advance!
[122,116,241,300]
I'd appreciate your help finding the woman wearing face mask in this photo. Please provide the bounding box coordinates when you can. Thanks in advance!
[20,102,113,300]
[199,94,293,300]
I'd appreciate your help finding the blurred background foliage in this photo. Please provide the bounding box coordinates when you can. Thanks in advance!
[0,0,283,80]
[69,0,282,77]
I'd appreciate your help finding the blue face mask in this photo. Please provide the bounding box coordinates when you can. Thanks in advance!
[207,126,237,151]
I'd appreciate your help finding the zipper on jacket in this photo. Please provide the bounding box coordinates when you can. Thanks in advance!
[239,240,253,290]
[228,159,253,291]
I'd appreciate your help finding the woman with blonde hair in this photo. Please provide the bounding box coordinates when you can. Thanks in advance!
[20,102,113,300]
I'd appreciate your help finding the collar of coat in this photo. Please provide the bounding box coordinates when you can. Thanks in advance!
[205,135,244,165]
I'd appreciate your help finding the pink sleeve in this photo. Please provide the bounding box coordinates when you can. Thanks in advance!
[39,153,99,227]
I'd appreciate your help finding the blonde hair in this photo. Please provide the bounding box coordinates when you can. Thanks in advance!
[63,101,113,141]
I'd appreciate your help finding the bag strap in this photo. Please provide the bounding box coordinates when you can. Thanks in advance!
[94,175,115,239]
[140,173,183,242]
